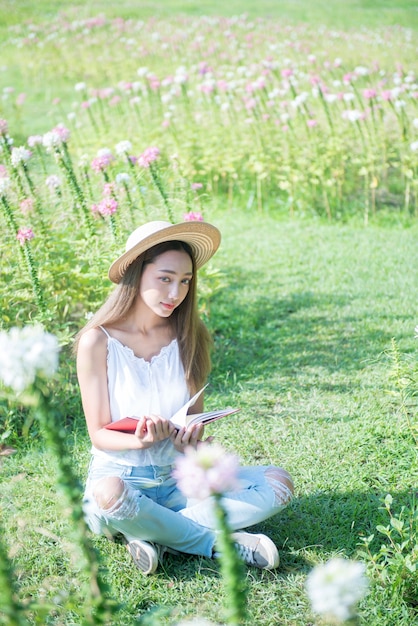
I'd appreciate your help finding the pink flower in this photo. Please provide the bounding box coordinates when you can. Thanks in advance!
[191,183,203,191]
[147,75,160,91]
[91,150,114,172]
[363,88,377,99]
[184,211,204,221]
[0,164,8,178]
[310,75,321,86]
[172,443,240,500]
[245,98,257,110]
[20,198,34,215]
[307,119,318,128]
[42,124,70,151]
[27,135,43,147]
[91,197,118,216]
[102,182,115,196]
[16,227,34,245]
[137,146,160,168]
[0,119,8,135]
[281,68,293,78]
[52,124,70,143]
[16,93,26,106]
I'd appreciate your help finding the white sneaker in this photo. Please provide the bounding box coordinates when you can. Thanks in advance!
[232,532,280,570]
[126,540,159,575]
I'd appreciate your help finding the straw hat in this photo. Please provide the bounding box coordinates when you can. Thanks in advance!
[108,220,221,283]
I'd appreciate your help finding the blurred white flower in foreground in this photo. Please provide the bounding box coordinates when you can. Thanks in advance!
[0,325,60,392]
[173,442,239,500]
[306,557,369,623]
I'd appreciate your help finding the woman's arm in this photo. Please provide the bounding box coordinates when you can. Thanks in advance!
[76,328,174,451]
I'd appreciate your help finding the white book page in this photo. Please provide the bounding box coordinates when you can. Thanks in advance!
[170,384,208,428]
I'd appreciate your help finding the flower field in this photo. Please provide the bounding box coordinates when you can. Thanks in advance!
[1,13,418,329]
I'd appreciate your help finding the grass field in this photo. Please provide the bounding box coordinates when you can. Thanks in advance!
[0,2,418,625]
[1,0,418,28]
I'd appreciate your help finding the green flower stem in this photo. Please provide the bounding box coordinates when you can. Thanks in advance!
[109,214,117,241]
[0,520,29,626]
[213,494,248,625]
[85,104,100,135]
[0,195,45,313]
[318,86,334,134]
[21,241,47,316]
[57,144,95,236]
[1,195,19,234]
[122,182,136,227]
[127,158,149,219]
[11,165,26,198]
[21,164,47,233]
[35,390,117,625]
[149,162,174,222]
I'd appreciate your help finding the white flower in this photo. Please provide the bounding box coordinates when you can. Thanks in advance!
[115,140,132,155]
[11,146,31,166]
[325,93,338,103]
[0,325,60,393]
[74,82,86,92]
[343,92,355,102]
[0,177,11,195]
[414,324,418,338]
[45,174,61,189]
[96,147,113,158]
[291,92,308,108]
[115,172,130,184]
[42,131,62,151]
[413,118,418,129]
[78,153,90,168]
[306,558,369,623]
[342,109,362,123]
[410,141,418,152]
[354,65,369,76]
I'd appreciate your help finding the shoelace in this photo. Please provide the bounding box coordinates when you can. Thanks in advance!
[235,542,255,564]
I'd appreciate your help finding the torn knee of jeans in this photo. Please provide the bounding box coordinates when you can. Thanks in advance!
[93,477,140,519]
[265,467,294,507]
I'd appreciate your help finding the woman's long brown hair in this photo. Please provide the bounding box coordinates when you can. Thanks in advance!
[73,241,212,392]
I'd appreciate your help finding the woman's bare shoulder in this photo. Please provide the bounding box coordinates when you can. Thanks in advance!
[78,327,107,353]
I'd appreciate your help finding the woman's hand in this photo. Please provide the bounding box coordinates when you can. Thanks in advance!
[170,423,212,452]
[134,414,176,448]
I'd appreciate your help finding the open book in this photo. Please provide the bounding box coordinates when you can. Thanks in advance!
[105,385,240,433]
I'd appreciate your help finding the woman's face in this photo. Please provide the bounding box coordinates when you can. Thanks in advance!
[139,249,193,317]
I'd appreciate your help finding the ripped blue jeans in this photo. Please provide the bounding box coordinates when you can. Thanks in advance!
[83,456,293,557]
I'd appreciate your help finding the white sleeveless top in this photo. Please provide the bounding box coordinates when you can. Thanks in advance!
[91,326,190,467]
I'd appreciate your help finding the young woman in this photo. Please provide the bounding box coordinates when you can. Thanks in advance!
[76,220,294,575]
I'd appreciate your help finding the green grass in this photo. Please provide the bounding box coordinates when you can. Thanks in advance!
[1,0,418,29]
[1,212,418,625]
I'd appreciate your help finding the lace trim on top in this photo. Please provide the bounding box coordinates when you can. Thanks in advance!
[98,327,177,365]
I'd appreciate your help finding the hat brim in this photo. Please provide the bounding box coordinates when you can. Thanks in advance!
[108,222,221,283]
